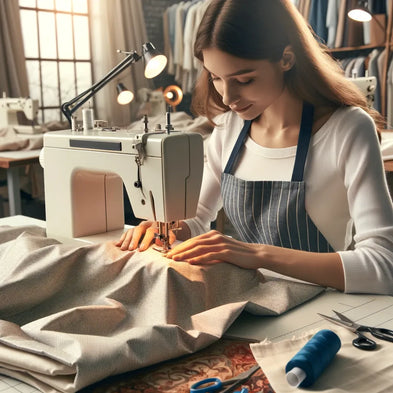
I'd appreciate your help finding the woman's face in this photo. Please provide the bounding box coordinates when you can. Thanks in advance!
[202,47,287,120]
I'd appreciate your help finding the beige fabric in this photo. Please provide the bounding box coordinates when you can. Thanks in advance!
[251,325,393,393]
[0,122,68,151]
[0,225,324,392]
[0,128,43,151]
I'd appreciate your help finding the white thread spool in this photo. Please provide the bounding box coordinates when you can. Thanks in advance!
[82,108,94,130]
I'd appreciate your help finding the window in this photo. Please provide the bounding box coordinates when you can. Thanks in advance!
[19,0,93,123]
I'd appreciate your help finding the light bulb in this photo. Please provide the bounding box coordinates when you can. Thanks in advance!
[117,90,134,105]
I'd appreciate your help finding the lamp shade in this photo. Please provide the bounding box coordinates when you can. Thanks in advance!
[164,85,183,107]
[348,0,372,22]
[116,83,134,105]
[143,42,168,79]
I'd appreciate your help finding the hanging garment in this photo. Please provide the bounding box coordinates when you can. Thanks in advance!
[221,102,334,252]
[308,0,329,44]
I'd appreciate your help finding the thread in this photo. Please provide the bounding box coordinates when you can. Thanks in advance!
[82,108,94,130]
[285,329,341,388]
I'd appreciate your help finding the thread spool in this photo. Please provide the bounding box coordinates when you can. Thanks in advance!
[82,108,94,130]
[285,329,341,388]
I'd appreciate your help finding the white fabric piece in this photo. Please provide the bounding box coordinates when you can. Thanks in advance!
[0,225,323,392]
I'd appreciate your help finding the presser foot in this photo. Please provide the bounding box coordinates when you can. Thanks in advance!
[153,221,179,253]
[153,237,171,253]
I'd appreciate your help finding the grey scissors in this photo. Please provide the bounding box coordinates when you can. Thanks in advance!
[318,310,393,351]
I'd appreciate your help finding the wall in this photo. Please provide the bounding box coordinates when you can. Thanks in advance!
[142,0,180,53]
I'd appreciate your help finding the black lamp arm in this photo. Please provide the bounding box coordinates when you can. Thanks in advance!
[61,51,142,124]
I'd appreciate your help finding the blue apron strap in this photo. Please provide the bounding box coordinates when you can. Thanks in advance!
[223,102,314,178]
[291,102,314,182]
[223,119,252,174]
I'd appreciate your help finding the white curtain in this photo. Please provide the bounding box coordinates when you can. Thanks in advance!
[89,0,152,127]
[0,0,29,97]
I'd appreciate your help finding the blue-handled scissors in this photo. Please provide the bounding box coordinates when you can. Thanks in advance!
[318,310,393,351]
[190,364,260,393]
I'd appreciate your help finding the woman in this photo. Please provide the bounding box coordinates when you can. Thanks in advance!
[116,0,393,294]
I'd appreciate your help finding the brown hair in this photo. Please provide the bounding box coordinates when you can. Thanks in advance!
[191,0,384,131]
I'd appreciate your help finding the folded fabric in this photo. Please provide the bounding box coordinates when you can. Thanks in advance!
[251,325,393,393]
[0,127,43,151]
[0,225,324,392]
[0,122,68,151]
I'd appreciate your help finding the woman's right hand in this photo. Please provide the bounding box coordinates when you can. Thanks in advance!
[115,221,159,251]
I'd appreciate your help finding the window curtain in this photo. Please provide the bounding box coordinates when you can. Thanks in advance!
[89,0,152,127]
[0,0,29,97]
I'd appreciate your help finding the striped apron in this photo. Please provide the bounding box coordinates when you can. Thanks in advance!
[221,102,334,252]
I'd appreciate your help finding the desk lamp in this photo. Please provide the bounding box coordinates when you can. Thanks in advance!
[61,42,167,124]
[163,85,183,110]
[347,0,385,44]
[116,83,134,105]
[348,0,372,22]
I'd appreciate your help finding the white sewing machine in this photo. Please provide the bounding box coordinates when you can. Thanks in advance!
[40,115,204,249]
[0,94,43,134]
[348,75,377,108]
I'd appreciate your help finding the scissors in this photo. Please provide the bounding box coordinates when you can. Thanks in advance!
[190,364,260,393]
[318,310,393,351]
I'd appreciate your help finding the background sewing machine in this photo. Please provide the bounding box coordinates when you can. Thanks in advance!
[0,94,43,134]
[348,75,377,108]
[40,114,204,249]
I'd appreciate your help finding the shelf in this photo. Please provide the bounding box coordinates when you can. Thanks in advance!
[330,44,385,53]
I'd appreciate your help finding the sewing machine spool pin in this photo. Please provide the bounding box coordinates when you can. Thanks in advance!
[143,114,149,133]
[165,109,174,134]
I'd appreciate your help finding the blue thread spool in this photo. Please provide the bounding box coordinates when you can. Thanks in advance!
[285,329,341,388]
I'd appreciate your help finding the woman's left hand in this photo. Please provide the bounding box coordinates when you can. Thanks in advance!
[165,230,264,269]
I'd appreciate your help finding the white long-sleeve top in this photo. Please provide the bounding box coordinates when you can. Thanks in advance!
[185,107,393,294]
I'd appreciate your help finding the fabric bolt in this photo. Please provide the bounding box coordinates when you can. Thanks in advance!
[0,225,324,392]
